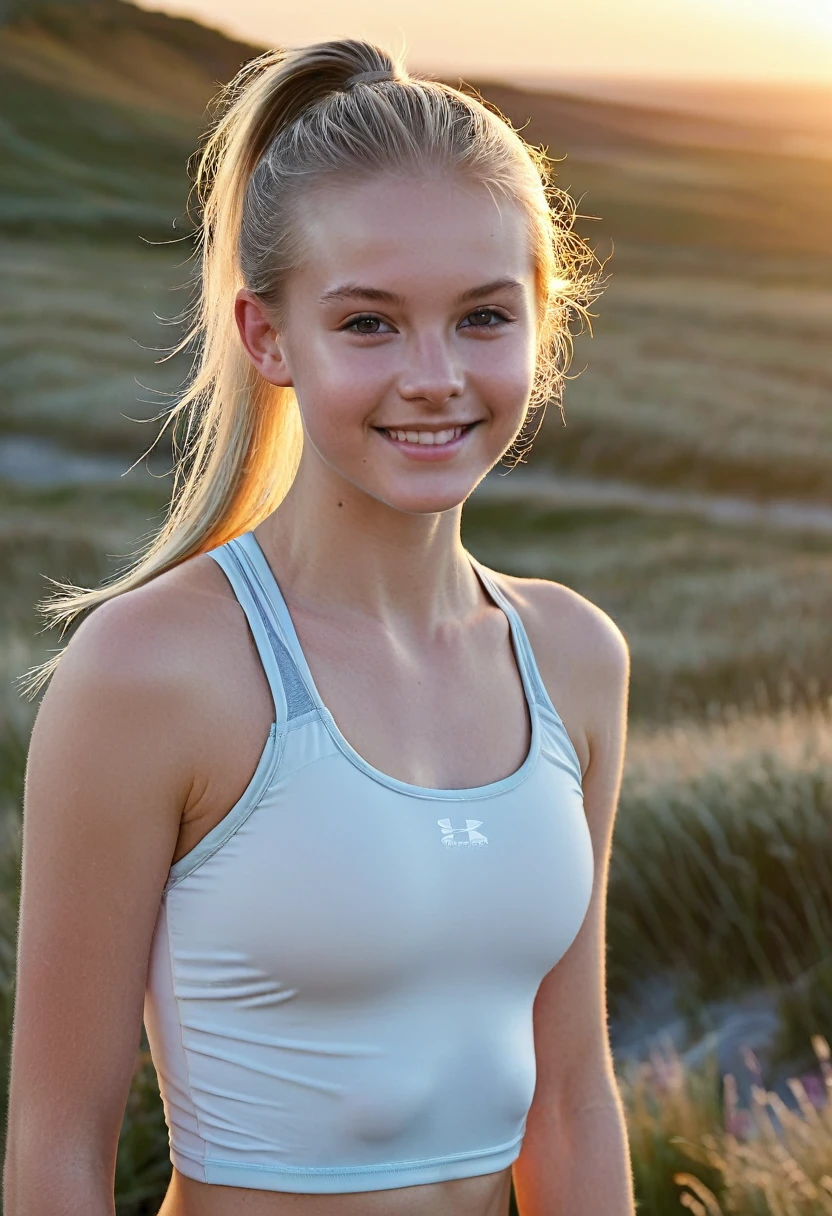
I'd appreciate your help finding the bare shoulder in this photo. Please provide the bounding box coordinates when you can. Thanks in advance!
[26,551,232,854]
[491,567,628,663]
[62,550,237,690]
[39,550,264,812]
[479,563,630,776]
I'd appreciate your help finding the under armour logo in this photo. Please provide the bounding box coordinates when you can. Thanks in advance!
[437,818,488,847]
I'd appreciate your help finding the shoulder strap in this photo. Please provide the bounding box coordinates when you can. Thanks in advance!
[466,552,551,713]
[468,552,584,783]
[206,537,316,725]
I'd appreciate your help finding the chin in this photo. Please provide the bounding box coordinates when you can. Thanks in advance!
[376,479,483,516]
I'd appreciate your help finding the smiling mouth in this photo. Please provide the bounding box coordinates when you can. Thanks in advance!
[374,422,479,447]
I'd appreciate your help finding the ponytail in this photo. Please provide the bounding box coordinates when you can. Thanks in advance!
[16,42,393,698]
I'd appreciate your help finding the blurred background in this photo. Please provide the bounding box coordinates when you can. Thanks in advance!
[2,0,832,1211]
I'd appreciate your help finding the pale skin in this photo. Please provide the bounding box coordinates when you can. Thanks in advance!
[5,174,634,1215]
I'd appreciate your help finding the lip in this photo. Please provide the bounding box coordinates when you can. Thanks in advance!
[374,422,479,462]
[376,422,481,432]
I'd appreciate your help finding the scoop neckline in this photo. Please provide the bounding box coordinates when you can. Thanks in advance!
[237,530,542,802]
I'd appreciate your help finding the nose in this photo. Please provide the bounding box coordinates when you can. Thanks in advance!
[397,333,465,405]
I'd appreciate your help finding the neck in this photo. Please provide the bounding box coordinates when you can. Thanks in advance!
[253,458,484,634]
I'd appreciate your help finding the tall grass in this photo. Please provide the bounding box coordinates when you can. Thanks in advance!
[621,1036,725,1213]
[622,1035,832,1215]
[611,700,832,1069]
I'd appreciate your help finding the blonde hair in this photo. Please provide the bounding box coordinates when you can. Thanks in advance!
[18,37,607,699]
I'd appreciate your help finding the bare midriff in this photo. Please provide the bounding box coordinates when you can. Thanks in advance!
[157,1165,514,1216]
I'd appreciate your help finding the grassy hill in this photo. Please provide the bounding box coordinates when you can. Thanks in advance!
[3,0,831,258]
[3,0,832,723]
[0,0,256,234]
[1,0,831,496]
[3,18,832,1213]
[471,79,832,266]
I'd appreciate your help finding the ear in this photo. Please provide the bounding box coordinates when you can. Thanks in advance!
[234,289,293,388]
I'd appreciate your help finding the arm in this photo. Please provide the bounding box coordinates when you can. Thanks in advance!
[512,598,635,1216]
[3,593,197,1215]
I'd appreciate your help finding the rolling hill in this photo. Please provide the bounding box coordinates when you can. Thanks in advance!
[1,0,831,504]
[2,0,831,261]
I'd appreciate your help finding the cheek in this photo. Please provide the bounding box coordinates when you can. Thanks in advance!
[294,346,387,446]
[469,337,537,410]
[297,396,387,478]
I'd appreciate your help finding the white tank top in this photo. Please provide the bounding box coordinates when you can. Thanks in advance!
[143,529,594,1195]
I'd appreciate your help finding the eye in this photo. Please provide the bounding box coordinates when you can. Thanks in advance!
[460,307,511,329]
[343,314,394,336]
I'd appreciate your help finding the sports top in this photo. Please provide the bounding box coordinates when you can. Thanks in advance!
[143,529,594,1195]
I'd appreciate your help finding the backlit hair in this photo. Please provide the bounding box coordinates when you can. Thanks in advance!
[20,37,607,698]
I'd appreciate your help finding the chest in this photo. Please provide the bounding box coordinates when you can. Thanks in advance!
[286,608,532,790]
[167,737,594,999]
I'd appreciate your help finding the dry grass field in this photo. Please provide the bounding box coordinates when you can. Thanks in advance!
[2,2,832,1211]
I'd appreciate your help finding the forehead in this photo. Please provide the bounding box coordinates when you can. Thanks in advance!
[291,174,534,301]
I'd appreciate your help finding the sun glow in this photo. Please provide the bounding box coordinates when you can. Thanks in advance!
[132,0,832,84]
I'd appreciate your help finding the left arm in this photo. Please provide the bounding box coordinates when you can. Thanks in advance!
[512,591,635,1216]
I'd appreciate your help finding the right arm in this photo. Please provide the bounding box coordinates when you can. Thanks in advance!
[4,592,199,1214]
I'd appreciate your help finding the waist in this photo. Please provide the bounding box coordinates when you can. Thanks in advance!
[159,1162,514,1216]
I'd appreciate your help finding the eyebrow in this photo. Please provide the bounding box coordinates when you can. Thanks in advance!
[318,277,526,308]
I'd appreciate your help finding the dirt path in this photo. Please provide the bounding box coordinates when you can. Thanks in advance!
[6,433,832,537]
[475,466,832,535]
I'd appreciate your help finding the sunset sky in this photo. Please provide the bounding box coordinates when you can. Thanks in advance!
[134,0,832,84]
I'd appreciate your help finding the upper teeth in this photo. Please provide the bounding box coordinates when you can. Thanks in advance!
[384,427,465,445]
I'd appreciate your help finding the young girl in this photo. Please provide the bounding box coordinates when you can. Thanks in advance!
[5,39,634,1216]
